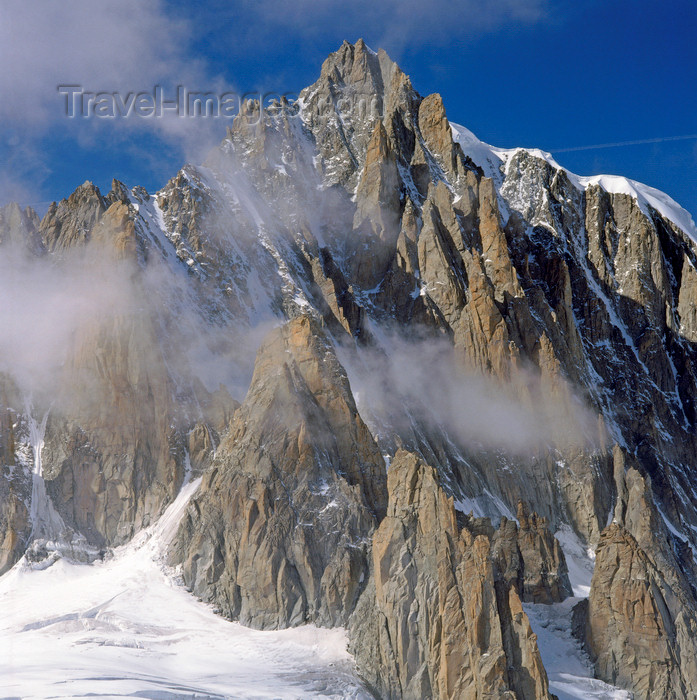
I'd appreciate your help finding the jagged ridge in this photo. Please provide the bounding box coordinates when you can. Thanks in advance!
[1,39,697,699]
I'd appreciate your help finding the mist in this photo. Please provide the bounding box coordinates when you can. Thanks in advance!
[0,225,277,419]
[0,244,136,403]
[342,327,600,458]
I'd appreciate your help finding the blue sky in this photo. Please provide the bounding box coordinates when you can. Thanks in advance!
[1,0,695,220]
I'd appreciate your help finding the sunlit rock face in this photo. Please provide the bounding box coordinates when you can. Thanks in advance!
[584,452,697,700]
[2,39,697,699]
[348,450,555,700]
[170,316,386,630]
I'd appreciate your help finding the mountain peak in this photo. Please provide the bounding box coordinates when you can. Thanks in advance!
[3,40,697,700]
[312,38,397,102]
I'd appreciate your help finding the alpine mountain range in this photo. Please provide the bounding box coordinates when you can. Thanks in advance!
[2,40,697,699]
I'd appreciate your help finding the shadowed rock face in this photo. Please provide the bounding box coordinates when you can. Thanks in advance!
[0,202,42,254]
[170,316,386,629]
[0,375,31,573]
[296,40,617,547]
[491,501,572,605]
[41,310,184,547]
[2,39,697,698]
[34,188,188,548]
[0,183,227,553]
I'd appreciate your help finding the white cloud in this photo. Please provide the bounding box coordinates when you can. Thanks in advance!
[0,0,236,205]
[0,0,192,124]
[231,0,550,53]
[342,329,598,457]
[0,245,137,401]
[0,0,553,207]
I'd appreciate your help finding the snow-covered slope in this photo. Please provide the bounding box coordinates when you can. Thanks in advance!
[451,121,697,243]
[0,479,369,699]
[525,598,631,700]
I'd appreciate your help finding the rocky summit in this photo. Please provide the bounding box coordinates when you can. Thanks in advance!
[2,39,697,698]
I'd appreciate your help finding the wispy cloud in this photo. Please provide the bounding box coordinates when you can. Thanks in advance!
[342,328,598,457]
[0,0,234,205]
[0,0,562,208]
[551,134,697,154]
[0,0,194,125]
[229,0,550,50]
[0,244,136,401]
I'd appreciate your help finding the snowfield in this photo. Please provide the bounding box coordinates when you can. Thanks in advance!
[525,598,631,700]
[450,121,697,244]
[0,478,370,700]
[521,527,630,700]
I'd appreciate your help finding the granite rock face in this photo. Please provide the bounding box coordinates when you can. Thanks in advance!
[296,39,615,548]
[41,311,184,547]
[0,183,224,550]
[34,188,187,547]
[3,39,697,699]
[349,450,554,699]
[584,449,697,699]
[491,501,572,605]
[0,376,31,574]
[0,202,42,253]
[587,523,697,700]
[170,316,386,629]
